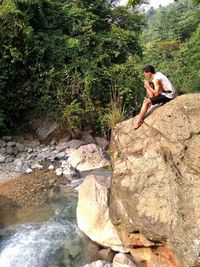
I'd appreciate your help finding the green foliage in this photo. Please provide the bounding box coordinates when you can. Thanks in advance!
[143,0,200,42]
[101,99,125,137]
[127,0,147,9]
[142,0,200,95]
[0,0,144,134]
[172,24,200,93]
[62,100,84,135]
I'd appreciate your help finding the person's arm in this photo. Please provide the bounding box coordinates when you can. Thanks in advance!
[153,79,162,96]
[144,81,154,97]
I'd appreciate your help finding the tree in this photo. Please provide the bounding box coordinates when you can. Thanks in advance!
[0,0,144,135]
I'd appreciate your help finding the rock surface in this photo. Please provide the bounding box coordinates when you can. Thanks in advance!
[77,175,127,252]
[68,144,110,171]
[110,94,200,267]
[32,117,59,140]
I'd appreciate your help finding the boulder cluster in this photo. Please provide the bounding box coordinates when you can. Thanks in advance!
[0,133,110,184]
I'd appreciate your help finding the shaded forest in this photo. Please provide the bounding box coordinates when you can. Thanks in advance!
[0,0,199,136]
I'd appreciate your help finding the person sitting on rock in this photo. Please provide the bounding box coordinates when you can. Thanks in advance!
[134,65,176,129]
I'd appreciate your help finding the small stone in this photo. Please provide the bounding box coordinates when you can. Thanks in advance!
[95,137,109,150]
[26,154,33,160]
[16,143,25,152]
[0,147,6,154]
[15,165,25,173]
[7,141,16,146]
[5,157,14,163]
[49,178,56,184]
[84,260,112,267]
[2,136,11,141]
[50,138,57,146]
[55,152,66,160]
[48,164,54,170]
[98,248,115,262]
[0,155,6,163]
[31,163,43,169]
[42,147,49,152]
[30,188,35,192]
[6,146,15,155]
[27,147,33,153]
[113,253,137,267]
[55,168,63,176]
[80,132,95,144]
[25,168,33,174]
[47,155,56,161]
[14,159,23,166]
[63,168,77,177]
[0,140,6,147]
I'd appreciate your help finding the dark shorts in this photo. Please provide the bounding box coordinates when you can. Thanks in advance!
[150,95,171,105]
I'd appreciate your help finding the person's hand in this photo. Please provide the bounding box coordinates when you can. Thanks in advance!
[144,81,150,89]
[144,80,150,89]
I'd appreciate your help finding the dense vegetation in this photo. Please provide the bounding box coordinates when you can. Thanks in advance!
[0,0,199,136]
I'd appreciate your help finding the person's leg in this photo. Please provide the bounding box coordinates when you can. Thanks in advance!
[146,82,154,98]
[134,95,171,129]
[134,98,151,129]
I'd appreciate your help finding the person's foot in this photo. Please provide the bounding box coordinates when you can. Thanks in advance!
[134,118,143,130]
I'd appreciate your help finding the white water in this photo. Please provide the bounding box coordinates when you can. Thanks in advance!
[0,192,85,267]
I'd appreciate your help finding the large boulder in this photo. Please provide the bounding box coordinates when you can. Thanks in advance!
[31,118,58,141]
[110,94,200,267]
[68,144,110,171]
[77,175,127,252]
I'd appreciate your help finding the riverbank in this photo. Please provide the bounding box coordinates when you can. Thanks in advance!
[0,169,62,225]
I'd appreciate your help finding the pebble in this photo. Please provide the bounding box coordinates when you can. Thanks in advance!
[25,168,33,174]
[16,143,25,152]
[55,168,63,176]
[0,155,6,163]
[31,163,43,169]
[49,178,56,184]
[5,157,14,163]
[48,164,54,170]
[55,152,66,160]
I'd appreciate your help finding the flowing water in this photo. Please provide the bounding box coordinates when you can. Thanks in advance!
[0,188,87,267]
[0,168,112,267]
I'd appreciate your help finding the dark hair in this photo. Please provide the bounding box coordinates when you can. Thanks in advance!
[143,65,155,74]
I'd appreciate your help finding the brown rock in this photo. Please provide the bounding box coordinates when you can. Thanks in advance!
[130,248,153,262]
[120,232,155,248]
[110,94,200,267]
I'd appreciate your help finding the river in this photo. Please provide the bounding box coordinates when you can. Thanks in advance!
[0,167,112,267]
[0,187,87,267]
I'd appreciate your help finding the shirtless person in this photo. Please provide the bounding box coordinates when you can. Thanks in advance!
[134,65,176,129]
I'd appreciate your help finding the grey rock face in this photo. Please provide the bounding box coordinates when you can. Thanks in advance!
[77,175,126,252]
[110,94,200,267]
[32,118,58,140]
